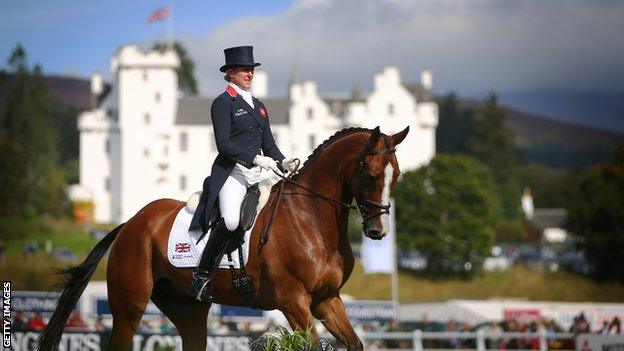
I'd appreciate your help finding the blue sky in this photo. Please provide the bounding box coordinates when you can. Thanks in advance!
[2,0,624,132]
[1,0,292,77]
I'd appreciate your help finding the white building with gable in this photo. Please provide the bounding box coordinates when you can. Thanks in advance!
[79,45,438,223]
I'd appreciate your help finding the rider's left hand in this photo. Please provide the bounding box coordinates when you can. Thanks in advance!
[282,158,298,173]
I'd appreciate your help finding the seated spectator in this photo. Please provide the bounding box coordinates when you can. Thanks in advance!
[501,318,521,349]
[445,318,460,349]
[384,319,410,349]
[138,320,153,333]
[608,317,621,334]
[461,322,476,349]
[13,310,28,331]
[94,316,106,332]
[160,316,175,334]
[478,321,503,350]
[66,310,88,330]
[28,312,46,331]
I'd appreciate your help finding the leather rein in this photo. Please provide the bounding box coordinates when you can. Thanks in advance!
[259,135,396,245]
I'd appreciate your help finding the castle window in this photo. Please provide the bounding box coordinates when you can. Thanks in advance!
[155,92,161,103]
[144,113,150,125]
[180,175,187,191]
[163,145,169,156]
[105,139,110,154]
[143,148,150,157]
[307,107,314,120]
[180,132,188,152]
[309,135,316,150]
[388,103,394,116]
[105,177,110,191]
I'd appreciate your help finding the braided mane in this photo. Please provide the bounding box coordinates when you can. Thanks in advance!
[291,127,371,180]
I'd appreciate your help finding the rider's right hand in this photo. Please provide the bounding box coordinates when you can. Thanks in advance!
[253,155,281,174]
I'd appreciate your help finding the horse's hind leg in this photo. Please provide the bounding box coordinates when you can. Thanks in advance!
[313,294,363,351]
[106,226,154,350]
[151,278,210,351]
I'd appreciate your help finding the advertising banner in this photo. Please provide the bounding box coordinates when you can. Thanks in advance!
[9,331,251,351]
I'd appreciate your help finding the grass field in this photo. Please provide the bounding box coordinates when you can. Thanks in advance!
[1,218,106,290]
[2,218,624,301]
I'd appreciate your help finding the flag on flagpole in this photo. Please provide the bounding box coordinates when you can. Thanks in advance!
[360,198,397,274]
[147,6,170,24]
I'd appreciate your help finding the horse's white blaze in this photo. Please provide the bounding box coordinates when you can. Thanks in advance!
[380,163,394,234]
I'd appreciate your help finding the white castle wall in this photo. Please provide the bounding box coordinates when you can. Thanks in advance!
[79,45,438,223]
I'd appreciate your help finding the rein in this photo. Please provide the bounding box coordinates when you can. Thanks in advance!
[259,134,396,245]
[259,159,356,245]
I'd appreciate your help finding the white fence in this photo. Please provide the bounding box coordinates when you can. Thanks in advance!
[323,331,577,351]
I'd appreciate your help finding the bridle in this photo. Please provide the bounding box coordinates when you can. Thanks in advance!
[260,132,396,244]
[353,134,396,226]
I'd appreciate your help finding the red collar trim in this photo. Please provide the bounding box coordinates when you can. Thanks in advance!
[226,85,238,97]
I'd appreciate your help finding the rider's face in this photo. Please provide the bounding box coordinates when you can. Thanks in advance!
[227,66,254,90]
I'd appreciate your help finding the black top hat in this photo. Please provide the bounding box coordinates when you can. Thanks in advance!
[219,46,261,72]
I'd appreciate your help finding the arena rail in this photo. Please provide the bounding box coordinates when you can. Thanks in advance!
[321,330,577,351]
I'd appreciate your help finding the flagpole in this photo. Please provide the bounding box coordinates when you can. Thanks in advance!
[166,1,174,51]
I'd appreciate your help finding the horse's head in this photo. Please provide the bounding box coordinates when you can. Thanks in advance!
[350,126,409,240]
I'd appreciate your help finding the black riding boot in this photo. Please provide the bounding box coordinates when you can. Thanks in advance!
[190,218,231,302]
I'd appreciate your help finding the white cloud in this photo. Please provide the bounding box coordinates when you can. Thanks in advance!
[180,0,624,97]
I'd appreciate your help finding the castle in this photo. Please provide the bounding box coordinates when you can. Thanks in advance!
[77,45,438,223]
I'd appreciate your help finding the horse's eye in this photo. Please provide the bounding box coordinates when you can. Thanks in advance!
[363,172,377,186]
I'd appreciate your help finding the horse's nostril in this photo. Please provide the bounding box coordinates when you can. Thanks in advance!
[367,230,382,240]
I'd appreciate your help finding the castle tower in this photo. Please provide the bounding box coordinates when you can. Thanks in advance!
[111,45,180,221]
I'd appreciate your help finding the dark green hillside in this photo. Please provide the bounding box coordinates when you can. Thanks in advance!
[505,107,623,170]
[439,95,623,171]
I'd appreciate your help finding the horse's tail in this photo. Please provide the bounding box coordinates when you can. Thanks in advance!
[37,224,124,351]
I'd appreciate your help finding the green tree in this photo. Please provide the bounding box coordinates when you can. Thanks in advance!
[468,93,521,218]
[153,41,198,95]
[394,154,501,276]
[566,143,624,281]
[436,92,475,154]
[0,44,67,219]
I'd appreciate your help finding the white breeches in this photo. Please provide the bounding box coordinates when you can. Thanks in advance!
[218,165,261,231]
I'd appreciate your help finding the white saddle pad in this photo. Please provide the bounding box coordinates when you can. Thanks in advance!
[167,171,281,269]
[167,206,254,269]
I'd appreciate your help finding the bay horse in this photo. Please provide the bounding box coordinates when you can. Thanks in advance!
[38,126,409,351]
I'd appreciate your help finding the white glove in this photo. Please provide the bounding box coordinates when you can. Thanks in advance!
[253,155,281,173]
[282,157,298,173]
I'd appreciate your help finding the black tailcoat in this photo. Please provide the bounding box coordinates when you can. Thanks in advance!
[189,85,285,232]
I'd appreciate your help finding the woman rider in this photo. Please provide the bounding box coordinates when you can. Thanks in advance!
[189,45,298,302]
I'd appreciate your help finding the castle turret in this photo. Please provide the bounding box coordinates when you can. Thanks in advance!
[112,45,180,221]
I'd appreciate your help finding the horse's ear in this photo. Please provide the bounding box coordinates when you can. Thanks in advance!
[391,126,409,146]
[369,126,381,146]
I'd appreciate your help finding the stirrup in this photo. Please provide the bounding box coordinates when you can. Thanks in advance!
[190,272,214,303]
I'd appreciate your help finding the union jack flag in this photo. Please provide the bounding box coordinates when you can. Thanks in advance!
[147,6,170,24]
[175,242,191,253]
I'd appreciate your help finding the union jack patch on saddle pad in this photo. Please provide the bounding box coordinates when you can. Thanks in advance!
[259,107,267,118]
[175,242,191,253]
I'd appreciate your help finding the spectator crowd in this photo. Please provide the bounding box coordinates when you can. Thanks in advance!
[6,309,623,350]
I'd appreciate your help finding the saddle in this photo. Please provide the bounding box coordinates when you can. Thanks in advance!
[191,182,261,250]
[186,181,261,307]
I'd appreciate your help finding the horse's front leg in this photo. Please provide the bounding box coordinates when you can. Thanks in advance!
[313,294,363,351]
[281,292,316,332]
